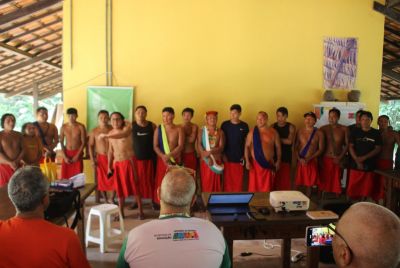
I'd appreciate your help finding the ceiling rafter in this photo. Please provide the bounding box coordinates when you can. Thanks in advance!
[0,46,60,77]
[374,1,400,24]
[5,72,61,97]
[0,41,60,69]
[3,17,62,43]
[0,6,62,35]
[0,0,62,27]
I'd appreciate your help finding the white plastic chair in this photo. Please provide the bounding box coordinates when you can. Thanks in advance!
[85,204,125,253]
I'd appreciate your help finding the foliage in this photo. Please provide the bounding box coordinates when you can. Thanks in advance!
[0,93,62,131]
[379,100,400,131]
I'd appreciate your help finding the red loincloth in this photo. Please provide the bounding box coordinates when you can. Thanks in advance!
[373,159,393,201]
[223,162,243,192]
[96,154,114,191]
[318,157,342,194]
[61,149,83,179]
[182,152,197,171]
[248,159,275,192]
[153,157,168,204]
[133,157,154,199]
[347,169,379,201]
[0,164,14,187]
[200,160,221,192]
[274,162,291,190]
[113,158,139,198]
[295,158,319,187]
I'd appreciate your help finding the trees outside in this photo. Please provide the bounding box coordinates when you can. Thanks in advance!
[379,100,400,131]
[0,93,62,131]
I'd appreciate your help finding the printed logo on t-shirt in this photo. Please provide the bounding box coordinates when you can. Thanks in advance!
[173,230,199,241]
[358,137,375,143]
[137,132,149,136]
[154,233,172,240]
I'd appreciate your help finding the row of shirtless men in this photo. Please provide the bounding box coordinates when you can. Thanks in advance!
[0,104,395,218]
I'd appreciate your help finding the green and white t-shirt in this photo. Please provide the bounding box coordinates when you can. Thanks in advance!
[117,216,231,268]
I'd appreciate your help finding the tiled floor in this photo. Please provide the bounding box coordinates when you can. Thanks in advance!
[83,197,337,268]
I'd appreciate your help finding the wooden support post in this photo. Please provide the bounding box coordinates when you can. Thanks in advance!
[32,83,39,113]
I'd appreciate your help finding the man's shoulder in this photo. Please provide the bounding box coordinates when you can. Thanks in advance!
[297,127,306,135]
[239,121,249,129]
[370,128,381,137]
[48,122,57,129]
[128,217,221,235]
[221,120,231,129]
[319,124,328,131]
[77,122,86,130]
[1,217,76,236]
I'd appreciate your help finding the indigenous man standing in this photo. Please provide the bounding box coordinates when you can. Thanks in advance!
[103,106,156,203]
[89,110,115,203]
[295,112,324,197]
[245,112,281,192]
[272,107,295,190]
[34,107,58,161]
[60,108,86,179]
[0,114,23,186]
[221,104,249,192]
[132,106,156,200]
[181,107,198,171]
[21,122,43,166]
[319,108,348,195]
[348,109,363,134]
[347,111,382,201]
[107,112,143,219]
[375,115,399,200]
[198,111,225,192]
[153,107,184,204]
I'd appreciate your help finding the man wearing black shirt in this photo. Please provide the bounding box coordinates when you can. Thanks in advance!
[132,106,156,200]
[221,104,249,192]
[272,107,296,190]
[348,111,382,201]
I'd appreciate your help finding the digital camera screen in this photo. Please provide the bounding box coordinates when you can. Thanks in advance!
[306,226,334,247]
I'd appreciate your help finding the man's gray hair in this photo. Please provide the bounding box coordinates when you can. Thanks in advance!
[8,166,49,212]
[160,168,195,207]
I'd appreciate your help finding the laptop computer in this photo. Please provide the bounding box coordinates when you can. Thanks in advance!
[207,193,254,215]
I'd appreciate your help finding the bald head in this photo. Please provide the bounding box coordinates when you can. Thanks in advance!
[333,202,400,268]
[160,169,196,209]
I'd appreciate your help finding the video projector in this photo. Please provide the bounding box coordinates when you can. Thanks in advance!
[269,191,310,212]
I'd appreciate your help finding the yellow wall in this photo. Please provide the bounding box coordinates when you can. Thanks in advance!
[63,0,385,181]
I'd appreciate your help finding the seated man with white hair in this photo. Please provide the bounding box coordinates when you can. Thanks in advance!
[0,166,90,268]
[117,167,231,268]
[332,202,400,268]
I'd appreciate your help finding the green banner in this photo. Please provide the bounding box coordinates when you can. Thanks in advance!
[87,86,134,132]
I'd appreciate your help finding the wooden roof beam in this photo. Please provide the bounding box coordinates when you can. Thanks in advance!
[383,59,400,68]
[388,0,400,8]
[0,6,62,35]
[384,37,400,49]
[38,87,61,100]
[382,85,400,95]
[374,1,400,24]
[5,72,61,97]
[0,42,60,70]
[384,25,400,38]
[0,0,16,9]
[383,48,400,59]
[3,17,62,43]
[0,0,62,27]
[15,28,62,48]
[0,47,61,77]
[383,67,400,83]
